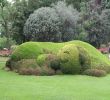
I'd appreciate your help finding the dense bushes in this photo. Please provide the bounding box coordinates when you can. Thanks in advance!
[11,42,44,61]
[6,59,39,71]
[19,67,42,75]
[0,37,16,50]
[83,69,107,77]
[19,66,55,76]
[37,54,60,70]
[23,1,80,42]
[6,40,110,77]
[57,44,81,74]
[24,7,62,42]
[77,46,91,72]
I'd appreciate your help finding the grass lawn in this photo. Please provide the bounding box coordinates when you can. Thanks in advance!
[0,57,110,100]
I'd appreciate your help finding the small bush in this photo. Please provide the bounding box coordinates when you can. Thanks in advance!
[6,59,12,70]
[6,59,39,71]
[50,59,60,70]
[41,66,55,76]
[17,59,39,69]
[37,54,60,70]
[57,44,81,74]
[36,54,47,66]
[83,69,107,77]
[19,66,55,76]
[77,46,91,72]
[56,70,63,75]
[0,37,16,50]
[6,59,17,70]
[19,68,34,75]
[19,67,42,75]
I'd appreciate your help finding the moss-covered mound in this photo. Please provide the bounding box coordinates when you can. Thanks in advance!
[7,40,110,76]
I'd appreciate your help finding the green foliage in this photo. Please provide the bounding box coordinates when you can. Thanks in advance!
[24,1,80,42]
[0,37,16,49]
[37,54,60,70]
[0,37,7,49]
[50,57,60,71]
[24,7,63,42]
[79,0,110,47]
[41,66,55,76]
[11,64,55,76]
[56,70,63,75]
[72,41,110,71]
[83,69,107,77]
[77,46,91,72]
[19,67,42,75]
[9,40,110,75]
[57,44,81,74]
[17,59,39,69]
[10,41,65,61]
[10,45,18,52]
[36,54,47,67]
[6,58,39,70]
[11,42,44,61]
[2,60,110,99]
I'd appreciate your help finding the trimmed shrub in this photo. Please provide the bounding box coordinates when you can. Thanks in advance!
[6,59,12,70]
[19,67,42,75]
[19,68,34,75]
[36,54,48,66]
[77,46,91,72]
[57,44,81,74]
[41,66,55,76]
[6,59,18,70]
[56,70,63,75]
[6,59,39,71]
[11,42,44,61]
[8,40,110,76]
[50,58,60,71]
[71,41,110,72]
[92,64,110,73]
[83,69,107,77]
[17,59,39,69]
[37,54,60,70]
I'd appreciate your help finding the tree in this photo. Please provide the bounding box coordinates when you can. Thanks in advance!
[10,0,90,44]
[0,0,15,48]
[10,0,29,44]
[52,1,80,41]
[23,1,80,42]
[79,0,110,47]
[11,0,60,44]
[24,7,63,42]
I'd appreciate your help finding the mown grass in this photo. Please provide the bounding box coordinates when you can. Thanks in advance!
[0,57,110,100]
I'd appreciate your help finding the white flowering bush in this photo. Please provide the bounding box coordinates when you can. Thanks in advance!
[23,1,80,42]
[52,1,80,41]
[24,7,62,42]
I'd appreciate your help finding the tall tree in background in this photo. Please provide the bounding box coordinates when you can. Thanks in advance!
[24,1,80,42]
[11,0,90,44]
[0,0,15,48]
[11,0,29,44]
